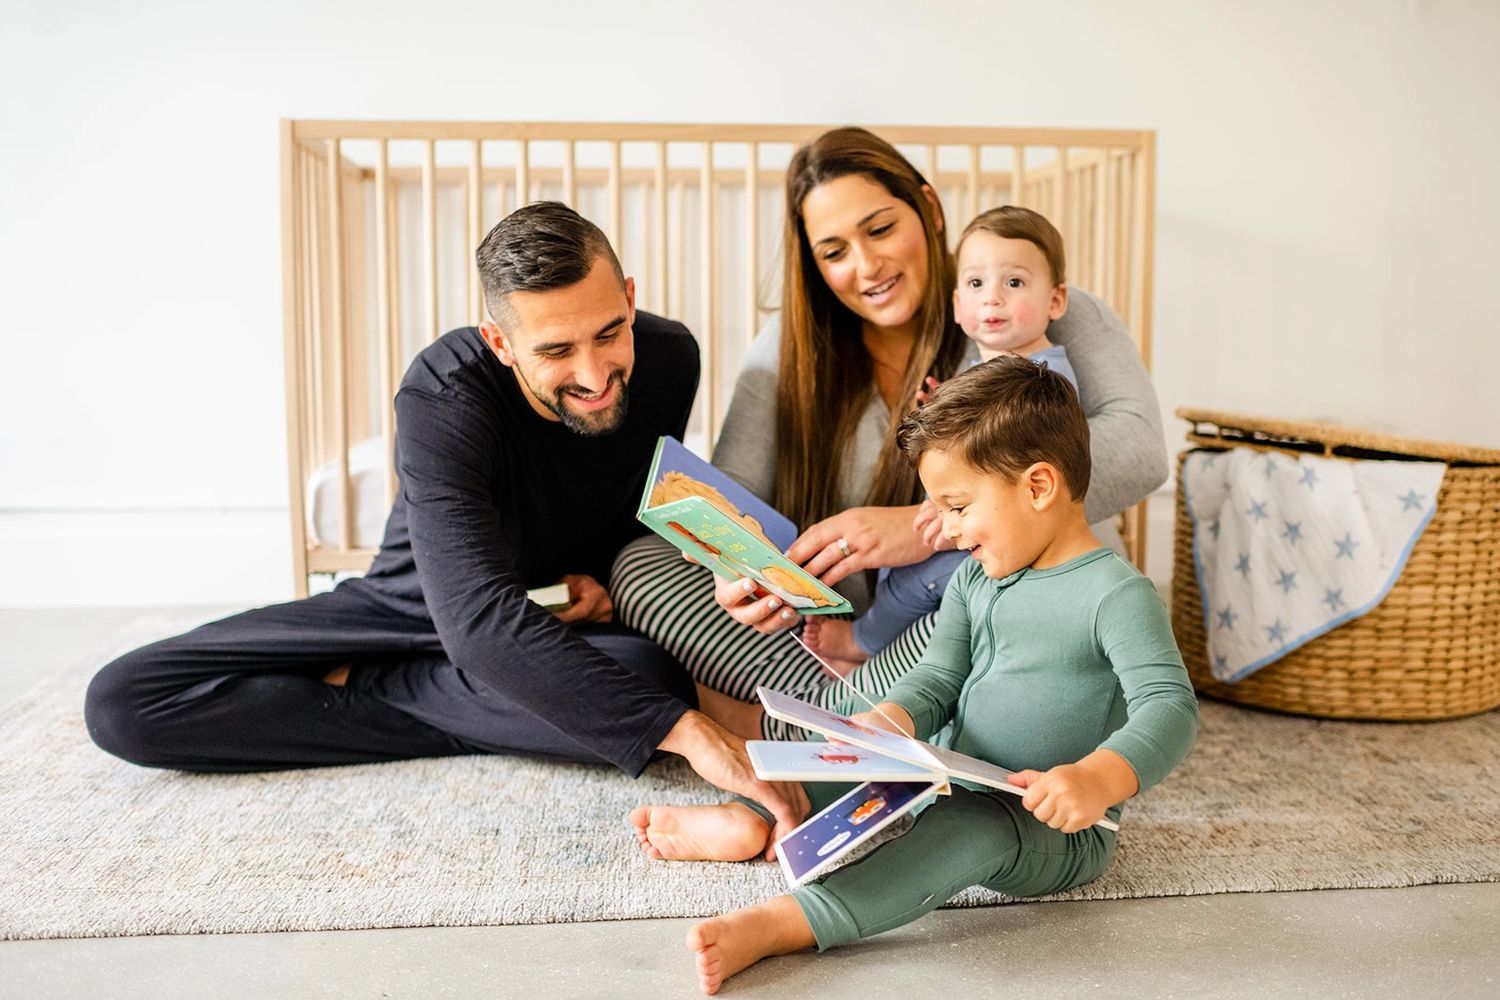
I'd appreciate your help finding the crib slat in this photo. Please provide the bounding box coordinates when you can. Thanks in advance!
[516,139,530,210]
[654,142,668,315]
[671,181,685,322]
[469,140,484,325]
[1011,145,1026,208]
[563,139,577,209]
[375,140,396,511]
[1053,147,1069,245]
[305,150,326,499]
[280,125,311,596]
[423,139,439,344]
[967,144,981,222]
[745,142,759,344]
[1093,156,1108,305]
[608,140,622,251]
[325,140,353,553]
[700,144,716,445]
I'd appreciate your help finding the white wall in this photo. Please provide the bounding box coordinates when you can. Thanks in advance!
[3,0,1497,605]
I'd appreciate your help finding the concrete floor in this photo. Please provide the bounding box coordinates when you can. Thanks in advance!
[3,607,1498,1000]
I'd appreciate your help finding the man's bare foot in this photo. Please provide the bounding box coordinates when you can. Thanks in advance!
[695,683,765,740]
[627,803,770,862]
[801,618,867,676]
[686,895,816,995]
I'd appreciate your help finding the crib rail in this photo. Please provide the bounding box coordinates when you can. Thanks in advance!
[280,120,1157,595]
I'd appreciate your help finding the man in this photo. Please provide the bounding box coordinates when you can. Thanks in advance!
[85,202,806,843]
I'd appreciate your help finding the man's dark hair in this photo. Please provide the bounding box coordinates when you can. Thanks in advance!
[475,201,625,326]
[897,354,1091,500]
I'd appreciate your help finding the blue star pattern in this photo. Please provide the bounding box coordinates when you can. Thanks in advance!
[1190,448,1447,684]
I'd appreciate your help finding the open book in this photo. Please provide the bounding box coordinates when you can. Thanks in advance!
[636,436,851,615]
[749,684,1120,887]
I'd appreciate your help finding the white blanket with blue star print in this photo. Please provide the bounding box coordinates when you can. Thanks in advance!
[1181,448,1445,683]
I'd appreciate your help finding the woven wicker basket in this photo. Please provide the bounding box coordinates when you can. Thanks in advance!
[1171,408,1500,720]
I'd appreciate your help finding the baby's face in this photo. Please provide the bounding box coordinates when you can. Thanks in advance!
[953,231,1067,357]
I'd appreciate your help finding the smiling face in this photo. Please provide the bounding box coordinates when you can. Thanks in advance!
[953,230,1068,360]
[480,255,637,436]
[799,173,935,336]
[917,445,1057,580]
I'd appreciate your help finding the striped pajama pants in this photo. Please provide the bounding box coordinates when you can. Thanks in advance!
[610,536,938,739]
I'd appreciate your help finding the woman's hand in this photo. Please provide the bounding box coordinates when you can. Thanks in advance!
[789,505,932,587]
[713,575,802,635]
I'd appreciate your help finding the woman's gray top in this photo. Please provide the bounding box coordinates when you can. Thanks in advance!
[711,287,1168,584]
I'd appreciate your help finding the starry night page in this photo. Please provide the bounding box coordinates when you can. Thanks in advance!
[775,779,948,887]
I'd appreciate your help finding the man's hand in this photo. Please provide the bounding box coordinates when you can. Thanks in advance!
[1008,748,1138,834]
[789,505,932,587]
[552,574,613,625]
[658,710,810,861]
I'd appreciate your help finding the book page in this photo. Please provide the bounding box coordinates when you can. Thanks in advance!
[756,687,945,771]
[775,780,945,887]
[748,740,945,783]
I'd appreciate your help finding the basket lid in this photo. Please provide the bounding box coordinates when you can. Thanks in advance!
[1176,407,1500,465]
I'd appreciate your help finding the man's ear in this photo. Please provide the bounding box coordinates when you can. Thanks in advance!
[479,319,518,368]
[1025,462,1063,511]
[1048,282,1069,321]
[624,275,637,327]
[920,184,945,235]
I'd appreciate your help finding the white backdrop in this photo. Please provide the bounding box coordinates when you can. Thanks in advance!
[2,0,1497,605]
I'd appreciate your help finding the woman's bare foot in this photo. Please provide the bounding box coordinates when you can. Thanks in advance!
[695,683,766,740]
[686,895,816,995]
[801,618,867,676]
[627,803,770,862]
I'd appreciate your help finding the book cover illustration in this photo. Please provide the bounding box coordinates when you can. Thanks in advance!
[775,779,945,886]
[636,437,852,615]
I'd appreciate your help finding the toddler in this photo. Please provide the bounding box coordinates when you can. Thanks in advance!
[629,355,1198,994]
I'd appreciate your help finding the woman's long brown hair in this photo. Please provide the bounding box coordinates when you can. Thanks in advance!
[774,127,965,528]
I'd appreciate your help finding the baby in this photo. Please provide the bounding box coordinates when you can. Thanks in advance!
[805,205,1077,667]
[629,355,1197,994]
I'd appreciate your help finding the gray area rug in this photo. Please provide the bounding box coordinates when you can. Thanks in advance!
[2,612,1498,940]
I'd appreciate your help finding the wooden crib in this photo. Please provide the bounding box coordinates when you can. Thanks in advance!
[279,120,1158,597]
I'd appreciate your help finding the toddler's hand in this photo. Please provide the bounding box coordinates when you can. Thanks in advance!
[847,703,914,738]
[1009,763,1113,834]
[911,499,956,552]
[913,375,943,407]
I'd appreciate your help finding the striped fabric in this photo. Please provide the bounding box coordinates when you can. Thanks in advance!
[611,536,937,739]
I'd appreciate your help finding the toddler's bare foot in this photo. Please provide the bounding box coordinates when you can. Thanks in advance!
[627,803,770,862]
[322,664,351,686]
[695,683,766,740]
[801,619,867,676]
[686,895,816,995]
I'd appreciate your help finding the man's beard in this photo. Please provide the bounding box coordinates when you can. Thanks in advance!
[527,368,630,436]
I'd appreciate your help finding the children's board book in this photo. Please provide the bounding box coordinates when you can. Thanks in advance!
[750,674,1119,886]
[636,436,851,615]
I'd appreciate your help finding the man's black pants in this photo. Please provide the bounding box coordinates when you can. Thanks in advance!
[84,584,695,773]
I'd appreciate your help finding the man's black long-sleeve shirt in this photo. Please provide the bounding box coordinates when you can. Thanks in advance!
[348,313,700,775]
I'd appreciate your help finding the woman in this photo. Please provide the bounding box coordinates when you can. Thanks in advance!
[612,127,1167,736]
